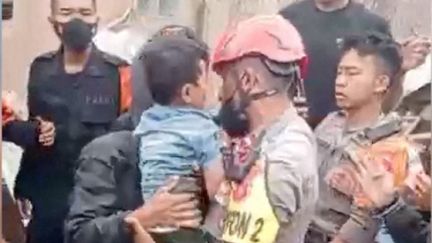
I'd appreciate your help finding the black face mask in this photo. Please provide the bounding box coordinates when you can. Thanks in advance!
[218,84,279,138]
[218,89,252,138]
[59,18,95,52]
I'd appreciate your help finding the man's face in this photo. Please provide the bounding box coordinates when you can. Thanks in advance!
[335,49,388,110]
[219,66,238,104]
[217,64,254,138]
[50,0,97,26]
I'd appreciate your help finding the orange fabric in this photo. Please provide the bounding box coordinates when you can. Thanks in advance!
[119,65,132,113]
[327,136,411,207]
[2,98,17,126]
[359,136,410,186]
[354,136,410,207]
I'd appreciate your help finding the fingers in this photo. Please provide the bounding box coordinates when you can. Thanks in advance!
[176,218,202,229]
[39,125,55,146]
[351,155,368,177]
[125,217,143,232]
[404,36,431,47]
[36,117,56,146]
[159,176,180,193]
[171,200,199,212]
[172,209,202,222]
[17,199,32,219]
[415,173,431,193]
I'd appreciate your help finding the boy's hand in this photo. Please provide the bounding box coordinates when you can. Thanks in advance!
[127,177,202,229]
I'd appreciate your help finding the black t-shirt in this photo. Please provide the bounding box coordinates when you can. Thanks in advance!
[280,0,391,118]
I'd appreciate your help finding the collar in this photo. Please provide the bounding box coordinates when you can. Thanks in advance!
[344,113,386,134]
[47,43,105,77]
[314,0,351,13]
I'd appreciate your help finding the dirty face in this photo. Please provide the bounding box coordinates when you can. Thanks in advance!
[181,60,209,109]
[335,49,390,111]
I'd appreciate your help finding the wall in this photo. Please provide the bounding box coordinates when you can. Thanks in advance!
[1,0,131,98]
[3,0,430,97]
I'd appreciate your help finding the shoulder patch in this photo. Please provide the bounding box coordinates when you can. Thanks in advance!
[101,52,129,66]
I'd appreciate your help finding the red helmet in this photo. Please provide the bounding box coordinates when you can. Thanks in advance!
[212,15,308,79]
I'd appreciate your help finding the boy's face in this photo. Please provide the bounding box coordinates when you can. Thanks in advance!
[335,49,390,111]
[181,60,209,109]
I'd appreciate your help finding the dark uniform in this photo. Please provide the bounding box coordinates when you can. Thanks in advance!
[65,131,142,243]
[14,46,131,243]
[379,198,430,243]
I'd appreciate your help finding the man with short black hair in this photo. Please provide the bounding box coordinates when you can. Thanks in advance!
[280,0,430,128]
[311,32,424,243]
[14,0,132,242]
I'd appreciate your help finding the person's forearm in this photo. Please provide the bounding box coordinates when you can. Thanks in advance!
[336,216,379,243]
[3,120,39,147]
[381,198,429,243]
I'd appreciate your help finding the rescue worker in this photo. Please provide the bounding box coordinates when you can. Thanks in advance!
[309,32,424,243]
[65,27,210,243]
[280,0,431,128]
[13,0,132,242]
[212,15,318,243]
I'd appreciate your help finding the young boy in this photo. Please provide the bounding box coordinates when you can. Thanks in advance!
[134,36,223,243]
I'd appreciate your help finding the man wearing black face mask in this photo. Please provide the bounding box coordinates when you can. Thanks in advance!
[13,0,132,242]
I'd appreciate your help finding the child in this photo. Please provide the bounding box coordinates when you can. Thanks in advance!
[134,36,223,243]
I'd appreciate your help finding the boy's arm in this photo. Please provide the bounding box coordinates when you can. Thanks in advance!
[200,129,225,199]
[204,158,225,199]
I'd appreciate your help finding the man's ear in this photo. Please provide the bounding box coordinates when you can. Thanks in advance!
[241,68,258,93]
[374,75,391,94]
[181,84,193,104]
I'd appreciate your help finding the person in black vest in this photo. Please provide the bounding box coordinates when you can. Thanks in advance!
[65,26,213,243]
[13,0,132,242]
[280,0,430,128]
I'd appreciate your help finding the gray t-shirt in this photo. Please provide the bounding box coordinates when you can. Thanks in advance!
[261,107,319,243]
[280,0,391,118]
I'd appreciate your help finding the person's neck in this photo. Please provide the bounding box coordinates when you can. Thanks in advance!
[345,102,382,130]
[63,46,92,73]
[315,0,350,12]
[248,96,291,134]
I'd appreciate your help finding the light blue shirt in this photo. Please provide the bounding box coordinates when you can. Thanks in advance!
[134,104,221,201]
